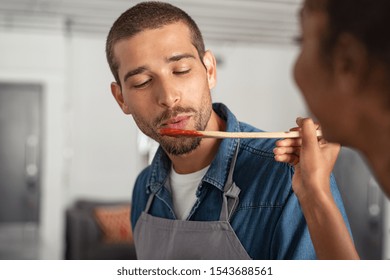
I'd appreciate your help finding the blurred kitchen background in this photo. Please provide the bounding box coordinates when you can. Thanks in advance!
[0,0,389,260]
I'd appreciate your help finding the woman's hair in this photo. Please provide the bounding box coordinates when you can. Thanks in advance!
[309,0,390,67]
[106,1,205,85]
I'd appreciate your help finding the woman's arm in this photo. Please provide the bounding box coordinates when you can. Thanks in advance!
[273,117,359,259]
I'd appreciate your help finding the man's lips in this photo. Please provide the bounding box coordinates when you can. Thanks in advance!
[161,115,191,130]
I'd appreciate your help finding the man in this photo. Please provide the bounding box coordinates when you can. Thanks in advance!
[105,1,350,259]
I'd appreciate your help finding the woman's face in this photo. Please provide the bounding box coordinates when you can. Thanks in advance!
[293,3,355,143]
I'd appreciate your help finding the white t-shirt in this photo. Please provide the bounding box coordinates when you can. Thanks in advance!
[169,165,210,220]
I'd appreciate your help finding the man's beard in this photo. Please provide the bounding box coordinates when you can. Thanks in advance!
[160,135,202,156]
[134,104,212,156]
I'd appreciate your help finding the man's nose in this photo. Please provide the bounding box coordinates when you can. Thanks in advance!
[156,79,180,108]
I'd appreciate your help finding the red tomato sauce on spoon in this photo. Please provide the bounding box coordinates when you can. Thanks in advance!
[159,128,204,137]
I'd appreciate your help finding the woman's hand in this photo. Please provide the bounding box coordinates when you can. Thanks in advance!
[273,117,340,200]
[274,118,360,259]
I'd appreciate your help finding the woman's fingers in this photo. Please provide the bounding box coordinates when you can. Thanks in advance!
[274,117,324,167]
[274,153,300,165]
[297,117,321,152]
[273,146,300,155]
[274,145,301,165]
[275,138,302,148]
[296,117,321,130]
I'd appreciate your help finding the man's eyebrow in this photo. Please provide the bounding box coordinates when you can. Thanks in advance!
[123,66,148,82]
[166,53,196,62]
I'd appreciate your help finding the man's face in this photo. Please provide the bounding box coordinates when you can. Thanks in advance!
[111,22,216,155]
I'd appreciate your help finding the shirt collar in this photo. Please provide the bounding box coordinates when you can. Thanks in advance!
[147,102,240,193]
[202,103,240,191]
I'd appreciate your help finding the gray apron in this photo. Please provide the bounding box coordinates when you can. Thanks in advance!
[133,146,251,260]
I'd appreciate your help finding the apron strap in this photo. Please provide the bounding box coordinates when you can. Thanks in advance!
[144,191,155,213]
[220,141,241,222]
[220,182,241,221]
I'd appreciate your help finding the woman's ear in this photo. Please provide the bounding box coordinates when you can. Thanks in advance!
[202,50,217,90]
[332,33,368,95]
[111,82,131,114]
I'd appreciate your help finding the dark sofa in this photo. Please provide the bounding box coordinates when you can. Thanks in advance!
[64,199,137,260]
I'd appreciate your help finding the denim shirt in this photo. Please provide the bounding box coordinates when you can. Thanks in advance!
[131,103,351,259]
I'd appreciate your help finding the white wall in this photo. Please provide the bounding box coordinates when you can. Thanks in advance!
[0,30,67,259]
[65,36,146,203]
[209,42,307,131]
[0,30,307,259]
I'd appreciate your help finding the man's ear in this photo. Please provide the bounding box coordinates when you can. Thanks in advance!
[202,50,217,90]
[332,33,368,94]
[111,82,131,114]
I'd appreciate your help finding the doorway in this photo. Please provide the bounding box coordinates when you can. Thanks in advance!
[0,82,43,259]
